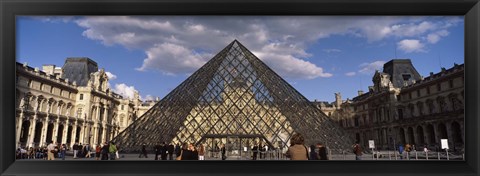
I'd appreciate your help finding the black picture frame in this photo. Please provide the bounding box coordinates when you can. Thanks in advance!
[1,0,479,176]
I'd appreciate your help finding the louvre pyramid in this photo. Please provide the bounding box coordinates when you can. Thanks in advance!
[113,40,353,152]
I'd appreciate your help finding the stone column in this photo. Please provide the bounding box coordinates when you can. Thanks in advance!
[96,106,101,122]
[26,116,37,148]
[40,117,49,147]
[71,121,78,147]
[61,121,68,145]
[15,115,24,149]
[52,119,59,143]
[432,123,440,145]
[445,121,454,149]
[102,123,107,143]
[92,124,99,145]
[422,124,429,145]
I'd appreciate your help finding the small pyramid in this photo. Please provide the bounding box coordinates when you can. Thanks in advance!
[113,40,353,152]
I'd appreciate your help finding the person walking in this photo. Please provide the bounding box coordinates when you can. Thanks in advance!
[198,144,205,160]
[47,141,56,160]
[285,133,309,160]
[85,144,91,158]
[353,141,363,160]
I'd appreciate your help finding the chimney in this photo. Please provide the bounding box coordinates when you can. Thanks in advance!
[358,90,364,96]
[335,92,342,108]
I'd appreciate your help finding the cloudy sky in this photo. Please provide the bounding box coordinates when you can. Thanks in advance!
[17,16,464,102]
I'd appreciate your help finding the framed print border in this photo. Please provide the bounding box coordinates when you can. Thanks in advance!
[1,0,479,176]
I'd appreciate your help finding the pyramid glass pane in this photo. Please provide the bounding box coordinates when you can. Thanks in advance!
[113,40,353,152]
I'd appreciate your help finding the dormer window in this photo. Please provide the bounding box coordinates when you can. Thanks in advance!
[402,74,412,81]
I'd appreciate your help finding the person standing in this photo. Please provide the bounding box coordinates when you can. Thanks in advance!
[109,141,118,160]
[60,144,67,160]
[161,142,168,160]
[140,144,148,158]
[259,143,265,159]
[318,143,328,160]
[285,133,309,160]
[309,145,319,160]
[47,141,56,160]
[78,143,83,158]
[154,143,161,160]
[252,144,259,160]
[73,142,79,159]
[220,144,226,160]
[174,143,181,159]
[167,143,175,160]
[198,144,205,160]
[101,142,109,160]
[95,144,102,160]
[398,144,404,160]
[353,141,363,160]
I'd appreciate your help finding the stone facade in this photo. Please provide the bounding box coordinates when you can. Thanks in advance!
[316,59,464,152]
[16,58,156,149]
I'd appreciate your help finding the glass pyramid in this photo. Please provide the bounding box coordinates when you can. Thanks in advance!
[113,40,353,152]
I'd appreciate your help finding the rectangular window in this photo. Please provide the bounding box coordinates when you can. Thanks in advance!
[449,79,454,88]
[427,86,430,94]
[50,87,54,94]
[80,94,84,100]
[437,83,441,91]
[417,90,420,98]
[121,105,124,110]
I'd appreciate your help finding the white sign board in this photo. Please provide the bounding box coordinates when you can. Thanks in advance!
[244,147,247,152]
[368,140,375,149]
[441,139,449,149]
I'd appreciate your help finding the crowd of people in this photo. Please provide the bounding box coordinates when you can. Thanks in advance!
[16,140,119,161]
[19,134,441,161]
[284,133,330,160]
[15,141,67,160]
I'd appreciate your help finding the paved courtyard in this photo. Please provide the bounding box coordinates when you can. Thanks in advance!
[19,150,463,161]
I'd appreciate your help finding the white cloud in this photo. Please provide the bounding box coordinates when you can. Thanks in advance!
[69,16,462,79]
[345,72,356,76]
[136,43,212,75]
[141,94,156,101]
[397,39,425,53]
[426,30,449,44]
[255,52,333,79]
[323,49,342,53]
[113,83,138,99]
[358,61,386,74]
[105,71,117,80]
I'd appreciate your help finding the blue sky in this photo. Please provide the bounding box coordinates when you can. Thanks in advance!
[17,16,464,102]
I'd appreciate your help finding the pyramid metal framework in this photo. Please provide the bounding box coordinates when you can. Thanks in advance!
[113,40,353,152]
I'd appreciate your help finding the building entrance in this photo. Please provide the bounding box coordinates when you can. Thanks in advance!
[198,134,273,160]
